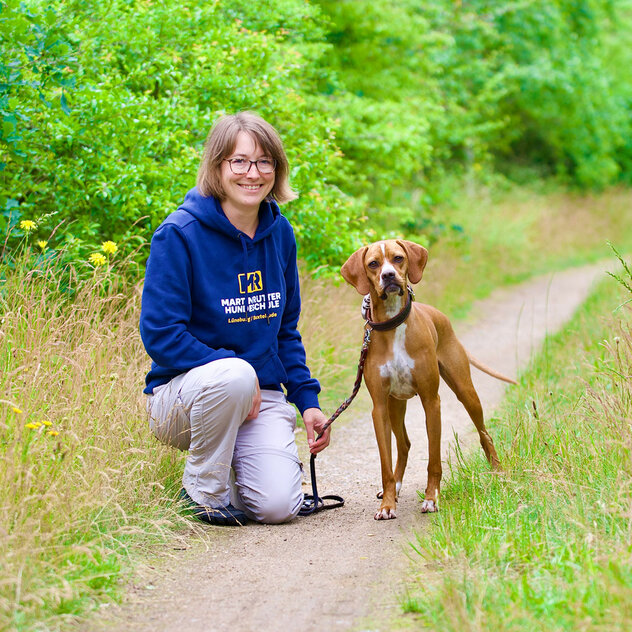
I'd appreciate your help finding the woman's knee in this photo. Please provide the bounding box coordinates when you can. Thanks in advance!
[217,358,258,402]
[245,487,303,524]
[234,456,303,524]
[188,358,257,406]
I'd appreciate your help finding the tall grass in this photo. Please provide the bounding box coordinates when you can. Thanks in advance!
[304,185,632,411]
[0,255,200,630]
[401,264,632,630]
[421,186,632,318]
[299,274,372,415]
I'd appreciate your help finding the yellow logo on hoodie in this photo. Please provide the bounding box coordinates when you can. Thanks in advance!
[238,271,263,294]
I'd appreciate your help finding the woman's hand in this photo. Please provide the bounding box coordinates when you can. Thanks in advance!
[246,378,261,421]
[302,407,331,454]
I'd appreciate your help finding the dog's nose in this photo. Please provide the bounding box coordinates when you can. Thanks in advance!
[381,270,396,281]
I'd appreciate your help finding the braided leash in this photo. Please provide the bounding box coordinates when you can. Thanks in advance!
[298,327,371,516]
[298,286,415,516]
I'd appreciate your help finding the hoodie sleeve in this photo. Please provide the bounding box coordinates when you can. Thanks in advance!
[140,223,236,372]
[277,231,321,414]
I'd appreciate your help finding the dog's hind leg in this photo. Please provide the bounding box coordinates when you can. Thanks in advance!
[438,350,501,469]
[419,392,442,512]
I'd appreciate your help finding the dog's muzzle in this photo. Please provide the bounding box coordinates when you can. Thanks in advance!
[379,271,405,299]
[379,283,404,300]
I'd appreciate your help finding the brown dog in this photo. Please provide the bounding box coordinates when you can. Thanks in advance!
[341,239,514,519]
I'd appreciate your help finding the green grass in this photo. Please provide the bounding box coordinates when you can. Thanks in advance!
[398,267,632,630]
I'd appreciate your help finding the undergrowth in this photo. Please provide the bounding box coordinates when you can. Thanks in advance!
[0,254,204,631]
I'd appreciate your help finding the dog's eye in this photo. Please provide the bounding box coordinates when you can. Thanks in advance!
[393,256,404,263]
[368,260,379,269]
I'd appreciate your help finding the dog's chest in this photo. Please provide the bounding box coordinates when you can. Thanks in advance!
[378,324,416,398]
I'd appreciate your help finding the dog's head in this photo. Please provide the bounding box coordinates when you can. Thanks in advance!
[340,239,428,297]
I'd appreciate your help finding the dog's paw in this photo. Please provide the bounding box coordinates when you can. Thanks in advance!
[374,507,397,520]
[420,499,438,513]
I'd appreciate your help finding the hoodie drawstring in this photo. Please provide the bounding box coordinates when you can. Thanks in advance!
[239,232,271,325]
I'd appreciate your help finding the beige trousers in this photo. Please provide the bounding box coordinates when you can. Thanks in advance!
[147,358,303,524]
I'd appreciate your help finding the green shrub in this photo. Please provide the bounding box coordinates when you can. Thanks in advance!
[2,0,632,268]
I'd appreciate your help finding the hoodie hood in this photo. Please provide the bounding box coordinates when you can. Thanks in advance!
[178,187,281,243]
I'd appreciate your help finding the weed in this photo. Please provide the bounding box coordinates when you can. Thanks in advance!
[0,252,196,630]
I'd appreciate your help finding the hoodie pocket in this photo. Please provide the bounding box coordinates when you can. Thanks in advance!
[251,353,288,386]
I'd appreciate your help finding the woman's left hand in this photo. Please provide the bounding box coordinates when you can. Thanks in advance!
[302,407,331,454]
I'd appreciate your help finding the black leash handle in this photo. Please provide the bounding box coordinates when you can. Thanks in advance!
[298,328,372,516]
[298,449,344,515]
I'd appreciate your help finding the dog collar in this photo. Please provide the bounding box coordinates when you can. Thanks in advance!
[366,285,415,331]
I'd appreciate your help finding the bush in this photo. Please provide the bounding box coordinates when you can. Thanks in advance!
[1,0,367,271]
[2,0,632,268]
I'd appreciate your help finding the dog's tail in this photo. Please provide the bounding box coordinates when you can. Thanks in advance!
[466,351,518,385]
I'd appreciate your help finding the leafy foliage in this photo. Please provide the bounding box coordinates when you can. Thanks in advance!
[317,0,632,212]
[1,0,367,269]
[1,0,631,269]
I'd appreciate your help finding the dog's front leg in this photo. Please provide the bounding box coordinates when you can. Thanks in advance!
[389,396,409,499]
[371,400,397,520]
[421,394,442,513]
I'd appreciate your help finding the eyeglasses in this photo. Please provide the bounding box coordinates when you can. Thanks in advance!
[224,158,277,175]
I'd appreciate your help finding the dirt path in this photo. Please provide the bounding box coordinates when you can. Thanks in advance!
[95,261,611,632]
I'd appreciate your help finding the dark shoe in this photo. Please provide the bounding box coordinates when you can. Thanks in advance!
[178,488,248,526]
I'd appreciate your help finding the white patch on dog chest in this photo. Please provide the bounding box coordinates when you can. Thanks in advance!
[379,324,416,398]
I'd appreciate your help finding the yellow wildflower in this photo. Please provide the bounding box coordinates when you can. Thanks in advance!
[19,220,36,232]
[37,240,48,250]
[89,252,107,267]
[12,407,22,414]
[47,430,60,437]
[41,420,52,426]
[101,240,117,255]
[25,422,42,429]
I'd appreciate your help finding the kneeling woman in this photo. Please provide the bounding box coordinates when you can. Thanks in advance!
[140,112,330,526]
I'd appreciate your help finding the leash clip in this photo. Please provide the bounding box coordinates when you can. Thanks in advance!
[362,326,372,348]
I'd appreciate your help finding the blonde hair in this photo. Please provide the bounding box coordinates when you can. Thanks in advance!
[197,112,297,204]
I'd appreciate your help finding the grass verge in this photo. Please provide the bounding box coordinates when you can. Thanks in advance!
[0,258,208,631]
[419,185,632,318]
[399,260,632,630]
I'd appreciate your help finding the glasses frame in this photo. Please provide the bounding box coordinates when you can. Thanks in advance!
[223,158,277,175]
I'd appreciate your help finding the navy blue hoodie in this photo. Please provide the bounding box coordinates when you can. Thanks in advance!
[139,187,321,414]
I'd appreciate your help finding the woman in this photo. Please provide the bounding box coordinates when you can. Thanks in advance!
[140,112,330,526]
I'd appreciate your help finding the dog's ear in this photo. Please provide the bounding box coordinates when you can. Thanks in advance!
[396,240,428,284]
[341,247,370,295]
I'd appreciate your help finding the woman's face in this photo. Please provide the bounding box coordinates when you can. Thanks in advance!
[220,131,275,214]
